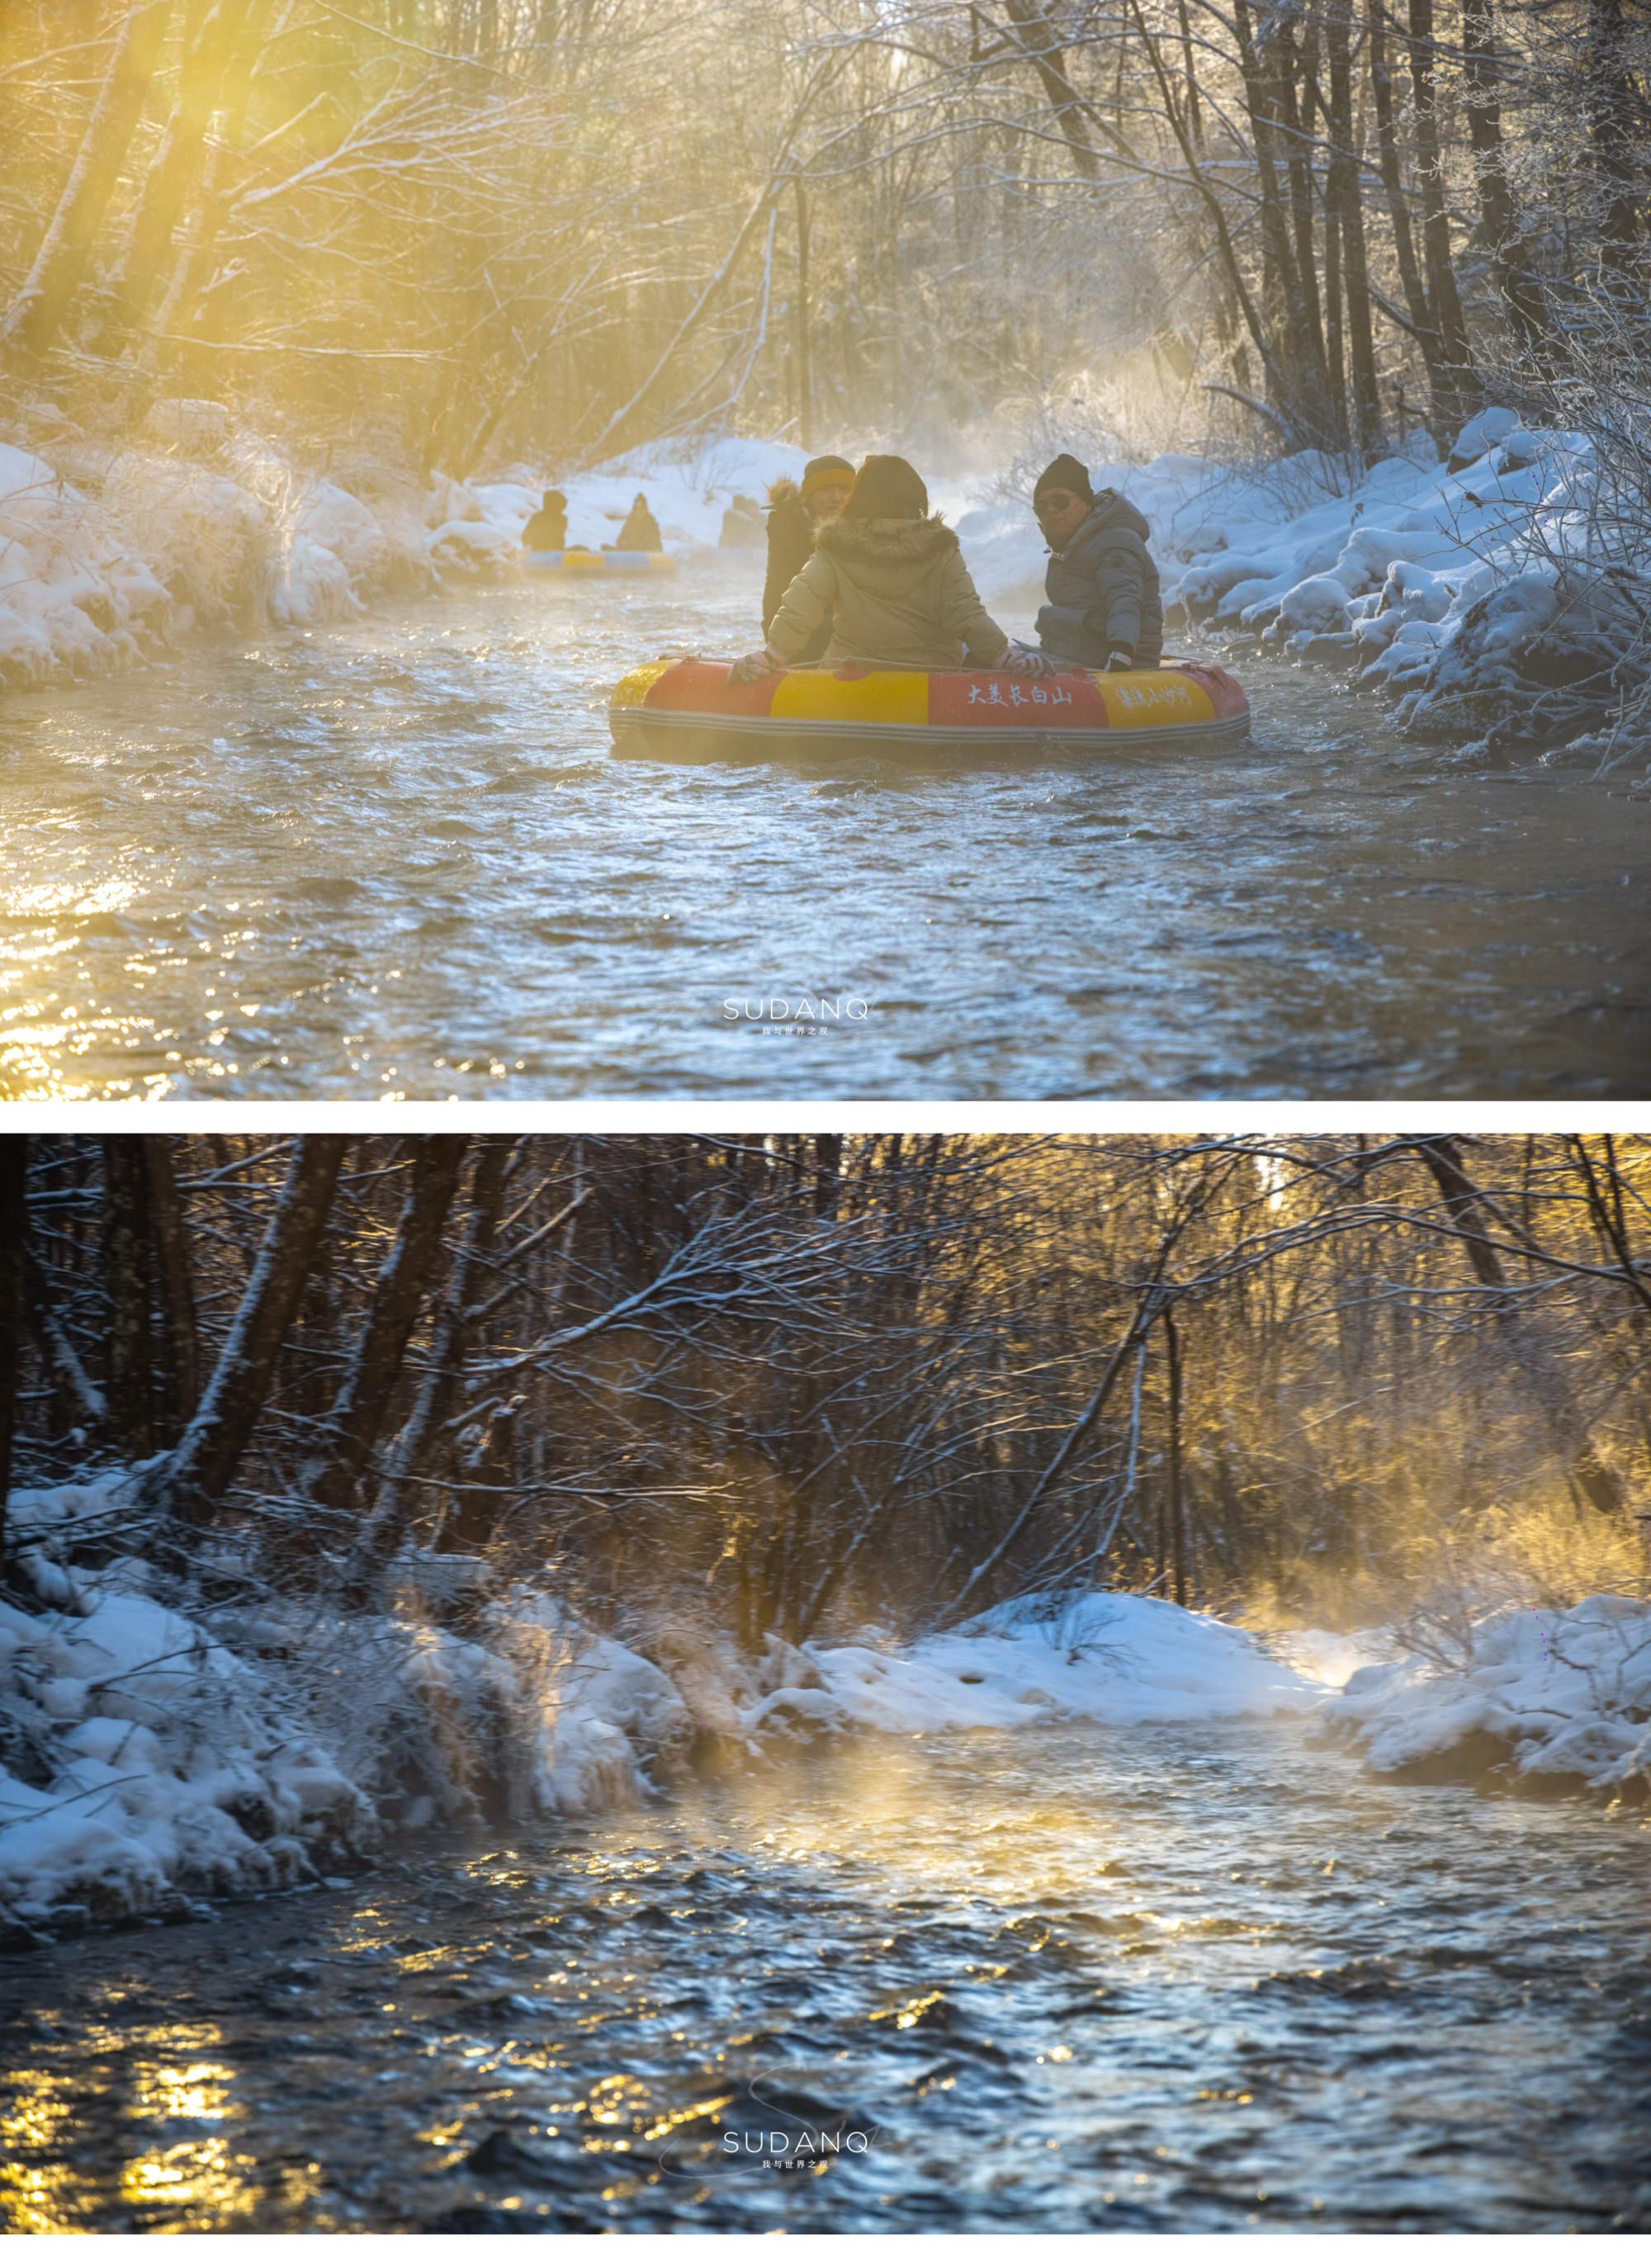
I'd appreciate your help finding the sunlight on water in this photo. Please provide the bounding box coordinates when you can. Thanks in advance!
[1,575,1648,1097]
[1,1724,1648,2231]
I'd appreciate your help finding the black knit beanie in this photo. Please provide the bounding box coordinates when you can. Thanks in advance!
[844,454,929,520]
[1034,453,1094,503]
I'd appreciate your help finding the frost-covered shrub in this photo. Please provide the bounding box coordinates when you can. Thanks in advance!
[1400,565,1650,738]
[0,441,169,684]
[0,1574,372,1937]
[1325,1593,1651,1792]
[102,451,273,625]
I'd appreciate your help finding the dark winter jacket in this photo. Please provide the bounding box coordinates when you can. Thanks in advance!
[1035,490,1163,668]
[767,511,1008,670]
[721,497,764,547]
[761,478,830,662]
[521,504,566,551]
[616,504,662,552]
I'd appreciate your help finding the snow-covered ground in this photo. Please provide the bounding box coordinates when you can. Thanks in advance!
[1324,1594,1651,1790]
[0,410,810,689]
[5,1472,1647,1938]
[773,1591,1319,1736]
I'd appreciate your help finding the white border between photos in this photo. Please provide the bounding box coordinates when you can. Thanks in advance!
[5,1101,1649,1133]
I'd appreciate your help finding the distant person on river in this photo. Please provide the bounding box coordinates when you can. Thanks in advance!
[760,454,854,664]
[520,489,567,552]
[1030,453,1162,671]
[719,495,764,547]
[614,491,662,552]
[730,454,1053,681]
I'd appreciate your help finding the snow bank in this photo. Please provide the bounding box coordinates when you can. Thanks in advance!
[0,439,169,684]
[949,413,1648,755]
[9,391,1641,758]
[499,1593,692,1816]
[0,1478,704,1933]
[763,1592,1321,1740]
[1323,1593,1651,1791]
[1154,414,1648,750]
[0,1573,369,1940]
[4,1464,1333,1938]
[0,409,808,689]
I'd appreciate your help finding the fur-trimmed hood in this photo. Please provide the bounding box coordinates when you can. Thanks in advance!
[815,511,959,566]
[766,476,802,512]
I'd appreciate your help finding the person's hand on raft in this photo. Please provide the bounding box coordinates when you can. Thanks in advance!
[997,642,1059,679]
[727,646,782,684]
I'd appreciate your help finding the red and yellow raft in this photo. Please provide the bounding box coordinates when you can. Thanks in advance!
[608,656,1249,752]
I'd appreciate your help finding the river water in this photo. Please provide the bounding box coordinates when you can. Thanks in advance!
[2,1721,1648,2233]
[2,566,1648,1099]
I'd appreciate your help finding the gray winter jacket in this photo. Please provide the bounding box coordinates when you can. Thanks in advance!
[1035,490,1163,668]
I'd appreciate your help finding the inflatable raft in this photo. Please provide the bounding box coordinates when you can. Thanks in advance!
[526,548,678,577]
[609,656,1248,752]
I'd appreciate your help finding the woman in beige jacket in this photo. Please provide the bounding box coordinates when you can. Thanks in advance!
[728,456,1052,680]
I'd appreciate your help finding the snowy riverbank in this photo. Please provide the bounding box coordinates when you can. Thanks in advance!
[7,400,1645,768]
[5,1471,1648,1939]
[958,405,1650,765]
[0,412,807,689]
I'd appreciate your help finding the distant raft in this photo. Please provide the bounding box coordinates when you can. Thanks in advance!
[525,548,679,577]
[608,656,1249,751]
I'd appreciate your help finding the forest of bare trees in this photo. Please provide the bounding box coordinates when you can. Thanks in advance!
[2,0,1647,477]
[3,1134,1647,1650]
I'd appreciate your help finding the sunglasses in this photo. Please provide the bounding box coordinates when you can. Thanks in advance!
[1034,491,1081,515]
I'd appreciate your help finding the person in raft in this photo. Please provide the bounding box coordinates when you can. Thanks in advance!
[1030,452,1163,673]
[614,491,662,551]
[520,489,567,551]
[760,453,855,664]
[730,454,1053,680]
[719,495,764,547]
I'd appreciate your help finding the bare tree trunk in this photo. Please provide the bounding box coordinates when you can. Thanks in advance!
[1,0,177,358]
[1587,0,1644,272]
[0,1138,28,1584]
[101,1138,154,1459]
[1000,0,1103,178]
[1276,18,1330,406]
[794,178,812,450]
[348,1134,513,1596]
[300,1136,470,1512]
[137,1134,348,1529]
[1164,1304,1187,1607]
[814,1132,842,1219]
[1230,0,1331,438]
[1417,1138,1620,1511]
[1407,0,1479,433]
[98,0,256,348]
[23,1243,108,1440]
[1368,0,1440,370]
[1327,0,1384,451]
[1461,0,1542,340]
[144,1136,199,1444]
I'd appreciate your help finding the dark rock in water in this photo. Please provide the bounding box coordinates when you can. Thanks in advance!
[463,2128,565,2184]
[423,2205,554,2232]
[1371,1730,1512,1785]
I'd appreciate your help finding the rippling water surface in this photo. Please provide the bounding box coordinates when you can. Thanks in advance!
[3,1722,1649,2232]
[2,568,1648,1097]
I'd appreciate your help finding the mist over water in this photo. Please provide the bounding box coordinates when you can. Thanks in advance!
[2,566,1647,1099]
[3,1721,1648,2233]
